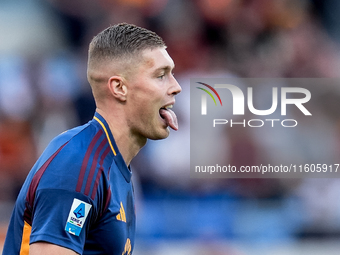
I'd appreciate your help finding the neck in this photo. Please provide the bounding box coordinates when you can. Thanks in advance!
[96,108,146,166]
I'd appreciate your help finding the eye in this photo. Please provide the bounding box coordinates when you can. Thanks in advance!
[158,74,165,80]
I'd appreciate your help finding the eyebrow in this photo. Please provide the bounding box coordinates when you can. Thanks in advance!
[153,65,175,74]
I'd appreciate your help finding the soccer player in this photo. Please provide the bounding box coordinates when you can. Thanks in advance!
[2,23,181,255]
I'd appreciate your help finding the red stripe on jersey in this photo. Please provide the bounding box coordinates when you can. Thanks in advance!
[24,142,68,225]
[84,139,107,196]
[91,146,111,200]
[76,130,103,193]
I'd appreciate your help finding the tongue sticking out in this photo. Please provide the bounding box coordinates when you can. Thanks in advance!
[159,108,178,131]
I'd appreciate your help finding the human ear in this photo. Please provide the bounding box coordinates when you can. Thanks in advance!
[108,76,127,102]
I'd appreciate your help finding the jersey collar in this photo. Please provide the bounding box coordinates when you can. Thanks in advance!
[93,112,132,183]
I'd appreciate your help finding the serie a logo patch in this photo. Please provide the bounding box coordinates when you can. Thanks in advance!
[65,198,92,236]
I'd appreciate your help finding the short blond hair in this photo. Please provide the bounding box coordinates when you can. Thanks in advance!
[88,23,165,64]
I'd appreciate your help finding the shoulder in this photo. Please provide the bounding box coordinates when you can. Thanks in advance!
[36,121,113,193]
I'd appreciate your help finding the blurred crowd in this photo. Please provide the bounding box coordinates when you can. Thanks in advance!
[2,0,340,245]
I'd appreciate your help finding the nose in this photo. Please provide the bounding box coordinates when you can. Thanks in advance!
[169,75,182,96]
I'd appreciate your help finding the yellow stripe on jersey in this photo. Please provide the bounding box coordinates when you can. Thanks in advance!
[94,116,117,156]
[20,221,31,255]
[116,202,126,223]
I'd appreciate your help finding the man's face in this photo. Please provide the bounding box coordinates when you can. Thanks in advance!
[125,47,182,140]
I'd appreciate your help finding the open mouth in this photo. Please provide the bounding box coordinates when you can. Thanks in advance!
[159,105,178,130]
[159,105,172,118]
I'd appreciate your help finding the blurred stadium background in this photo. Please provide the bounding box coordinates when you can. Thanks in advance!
[1,0,340,254]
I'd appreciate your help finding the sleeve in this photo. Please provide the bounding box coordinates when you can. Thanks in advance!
[29,188,98,254]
